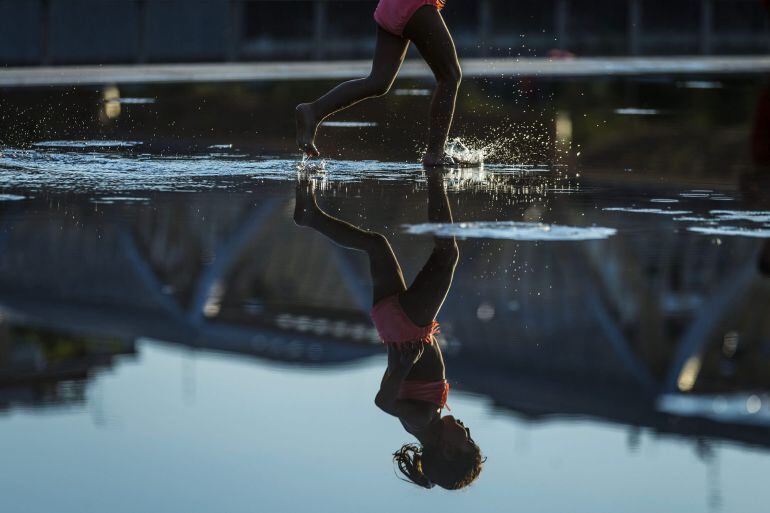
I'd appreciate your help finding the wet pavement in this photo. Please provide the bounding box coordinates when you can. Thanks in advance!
[0,75,769,512]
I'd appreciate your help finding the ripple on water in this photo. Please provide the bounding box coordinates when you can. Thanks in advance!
[403,221,617,241]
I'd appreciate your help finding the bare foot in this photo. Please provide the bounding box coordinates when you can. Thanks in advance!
[293,180,317,226]
[296,103,320,157]
[422,152,456,168]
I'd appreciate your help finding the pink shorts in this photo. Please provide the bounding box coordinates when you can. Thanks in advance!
[370,295,439,347]
[374,0,445,37]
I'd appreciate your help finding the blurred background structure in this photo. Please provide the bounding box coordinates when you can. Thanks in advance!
[1,0,769,65]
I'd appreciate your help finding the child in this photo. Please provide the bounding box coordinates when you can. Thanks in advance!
[294,171,483,489]
[296,1,462,167]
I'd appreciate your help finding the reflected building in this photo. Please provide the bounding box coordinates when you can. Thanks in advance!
[0,169,768,449]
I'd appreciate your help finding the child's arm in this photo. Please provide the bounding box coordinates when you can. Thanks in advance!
[375,344,432,424]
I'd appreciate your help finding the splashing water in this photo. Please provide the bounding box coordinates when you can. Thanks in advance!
[296,154,327,175]
[444,138,486,166]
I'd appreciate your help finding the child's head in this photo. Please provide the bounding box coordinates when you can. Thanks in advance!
[393,416,484,490]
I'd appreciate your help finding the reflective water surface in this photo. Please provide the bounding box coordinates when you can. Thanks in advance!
[1,76,770,512]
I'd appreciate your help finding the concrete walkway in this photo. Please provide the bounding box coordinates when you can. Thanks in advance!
[2,56,770,87]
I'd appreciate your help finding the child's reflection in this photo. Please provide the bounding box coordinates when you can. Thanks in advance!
[747,76,770,275]
[294,170,483,489]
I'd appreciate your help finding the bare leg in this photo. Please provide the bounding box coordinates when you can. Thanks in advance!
[296,27,410,156]
[760,240,770,276]
[399,171,459,325]
[403,7,462,166]
[294,182,407,304]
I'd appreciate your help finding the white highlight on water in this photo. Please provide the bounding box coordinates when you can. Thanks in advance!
[393,88,432,96]
[614,108,661,116]
[321,121,378,127]
[114,98,156,104]
[677,81,723,90]
[0,194,26,201]
[711,210,770,223]
[673,216,713,222]
[403,221,617,241]
[33,140,143,148]
[91,196,150,203]
[603,207,691,215]
[688,226,770,239]
[650,198,679,203]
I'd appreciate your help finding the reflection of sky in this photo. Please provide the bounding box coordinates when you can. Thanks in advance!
[1,341,768,513]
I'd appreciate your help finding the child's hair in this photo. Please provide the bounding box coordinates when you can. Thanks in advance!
[393,442,484,490]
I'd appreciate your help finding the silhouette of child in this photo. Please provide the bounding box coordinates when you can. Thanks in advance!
[296,1,461,167]
[294,170,483,489]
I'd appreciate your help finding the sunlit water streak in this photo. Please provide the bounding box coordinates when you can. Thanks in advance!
[320,121,378,127]
[603,207,692,215]
[614,108,661,116]
[403,221,617,241]
[32,140,143,148]
[0,148,559,193]
[0,194,26,201]
[112,98,157,104]
[687,226,770,238]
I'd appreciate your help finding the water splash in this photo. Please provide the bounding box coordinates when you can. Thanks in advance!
[444,138,485,166]
[296,154,327,175]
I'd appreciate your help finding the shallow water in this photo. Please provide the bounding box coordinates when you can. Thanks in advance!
[1,75,770,512]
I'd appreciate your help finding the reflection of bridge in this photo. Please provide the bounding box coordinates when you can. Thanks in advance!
[0,183,769,448]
